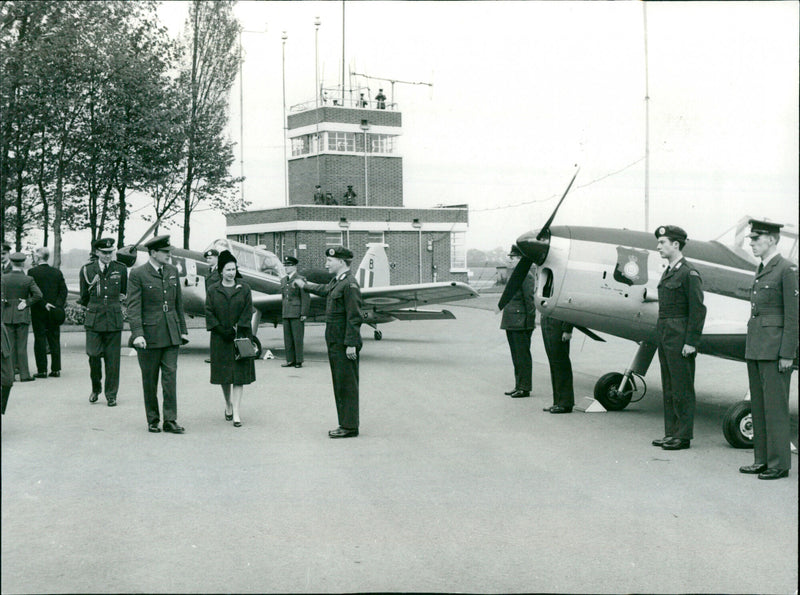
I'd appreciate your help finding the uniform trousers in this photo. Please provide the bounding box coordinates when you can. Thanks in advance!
[32,312,61,373]
[327,343,360,429]
[7,323,32,379]
[1,385,10,415]
[505,329,533,392]
[283,318,305,364]
[747,360,792,471]
[541,317,574,408]
[86,330,121,397]
[656,344,696,440]
[136,345,179,425]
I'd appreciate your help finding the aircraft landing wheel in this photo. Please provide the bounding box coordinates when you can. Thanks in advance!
[252,336,263,359]
[722,400,753,449]
[594,372,633,411]
[374,330,383,341]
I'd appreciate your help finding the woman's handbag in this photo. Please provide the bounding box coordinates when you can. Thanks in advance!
[233,337,258,360]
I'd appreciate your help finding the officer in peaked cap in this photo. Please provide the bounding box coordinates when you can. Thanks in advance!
[739,219,797,480]
[280,255,309,368]
[293,246,363,437]
[500,244,537,399]
[2,251,42,382]
[79,237,127,406]
[652,225,706,451]
[143,235,173,252]
[126,234,189,434]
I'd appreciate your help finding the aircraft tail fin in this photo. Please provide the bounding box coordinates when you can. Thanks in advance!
[357,243,390,288]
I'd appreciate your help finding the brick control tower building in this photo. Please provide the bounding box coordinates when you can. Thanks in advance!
[225,93,468,285]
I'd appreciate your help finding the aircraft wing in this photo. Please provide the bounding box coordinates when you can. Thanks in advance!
[360,281,478,311]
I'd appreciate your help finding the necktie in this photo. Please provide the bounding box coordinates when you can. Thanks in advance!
[757,263,764,274]
[157,267,163,278]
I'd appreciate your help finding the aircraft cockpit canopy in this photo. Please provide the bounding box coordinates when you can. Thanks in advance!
[716,216,798,265]
[206,239,286,280]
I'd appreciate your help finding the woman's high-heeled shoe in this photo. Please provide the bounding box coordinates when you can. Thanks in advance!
[225,410,233,421]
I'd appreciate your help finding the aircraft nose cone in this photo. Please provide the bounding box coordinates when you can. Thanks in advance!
[516,229,550,265]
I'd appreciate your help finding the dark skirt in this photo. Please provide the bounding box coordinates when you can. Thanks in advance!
[209,333,256,385]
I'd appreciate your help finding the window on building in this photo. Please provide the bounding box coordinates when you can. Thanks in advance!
[328,131,355,152]
[370,134,396,154]
[450,232,466,270]
[325,231,343,247]
[291,133,319,156]
[367,232,385,245]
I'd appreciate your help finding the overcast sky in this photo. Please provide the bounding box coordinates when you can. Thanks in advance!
[60,1,799,253]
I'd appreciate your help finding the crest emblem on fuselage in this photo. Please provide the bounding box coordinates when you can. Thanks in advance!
[613,246,649,286]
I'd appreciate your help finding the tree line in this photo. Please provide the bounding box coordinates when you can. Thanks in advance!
[0,0,246,266]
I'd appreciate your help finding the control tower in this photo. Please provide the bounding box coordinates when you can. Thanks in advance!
[286,94,402,207]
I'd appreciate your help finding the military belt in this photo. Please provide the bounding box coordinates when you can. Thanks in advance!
[752,307,784,317]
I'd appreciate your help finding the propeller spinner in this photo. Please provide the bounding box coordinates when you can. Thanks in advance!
[497,168,579,310]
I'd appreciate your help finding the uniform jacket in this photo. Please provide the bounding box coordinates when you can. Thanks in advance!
[28,264,68,315]
[500,271,536,330]
[745,253,799,361]
[79,260,128,332]
[305,271,363,347]
[281,272,310,318]
[205,267,221,289]
[1,270,42,324]
[126,261,187,348]
[656,258,706,348]
[2,261,13,275]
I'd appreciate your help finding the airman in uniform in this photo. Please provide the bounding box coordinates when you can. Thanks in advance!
[652,225,706,451]
[79,238,127,406]
[127,235,189,434]
[739,219,798,480]
[280,255,310,368]
[541,316,575,414]
[1,252,42,382]
[203,248,221,288]
[500,245,537,398]
[294,246,363,438]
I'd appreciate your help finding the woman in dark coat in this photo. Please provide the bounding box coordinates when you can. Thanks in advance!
[205,251,256,427]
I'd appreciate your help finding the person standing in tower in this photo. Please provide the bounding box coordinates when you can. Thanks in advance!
[375,89,386,109]
[79,238,127,406]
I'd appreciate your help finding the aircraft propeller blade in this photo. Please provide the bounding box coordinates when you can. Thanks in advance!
[573,325,606,342]
[497,256,533,311]
[115,213,167,267]
[536,166,579,241]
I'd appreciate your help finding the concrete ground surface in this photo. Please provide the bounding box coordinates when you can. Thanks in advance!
[2,297,798,594]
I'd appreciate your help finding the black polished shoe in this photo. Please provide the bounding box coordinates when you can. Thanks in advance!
[107,398,117,407]
[504,389,518,396]
[662,438,690,450]
[204,358,211,364]
[652,436,672,447]
[148,423,161,433]
[294,363,303,368]
[33,372,48,378]
[758,468,789,480]
[20,377,35,382]
[739,463,767,474]
[509,389,530,398]
[328,427,358,438]
[233,421,242,427]
[549,405,573,414]
[49,371,60,377]
[281,362,296,367]
[225,410,233,421]
[89,392,100,403]
[162,420,185,434]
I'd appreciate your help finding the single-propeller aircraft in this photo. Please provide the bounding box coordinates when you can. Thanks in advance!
[112,238,477,352]
[500,169,798,449]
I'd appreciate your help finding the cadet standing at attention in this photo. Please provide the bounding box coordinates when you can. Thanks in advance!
[294,246,363,438]
[281,255,310,368]
[79,239,127,406]
[739,219,798,480]
[127,235,189,434]
[500,245,537,398]
[652,225,706,451]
